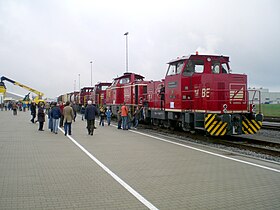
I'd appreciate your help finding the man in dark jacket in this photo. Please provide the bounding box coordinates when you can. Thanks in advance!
[37,103,45,131]
[30,102,36,123]
[50,102,61,134]
[85,100,99,135]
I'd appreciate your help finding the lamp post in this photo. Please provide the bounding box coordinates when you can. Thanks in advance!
[124,32,129,73]
[78,74,80,90]
[90,61,93,86]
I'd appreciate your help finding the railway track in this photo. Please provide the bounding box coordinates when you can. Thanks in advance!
[138,124,280,160]
[218,135,280,157]
[262,121,280,131]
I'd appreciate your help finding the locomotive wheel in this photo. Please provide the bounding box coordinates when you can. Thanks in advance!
[182,123,192,132]
[162,120,170,129]
[152,119,159,126]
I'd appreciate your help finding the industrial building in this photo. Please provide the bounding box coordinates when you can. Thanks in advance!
[249,87,280,104]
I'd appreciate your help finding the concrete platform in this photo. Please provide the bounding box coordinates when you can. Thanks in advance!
[0,110,280,210]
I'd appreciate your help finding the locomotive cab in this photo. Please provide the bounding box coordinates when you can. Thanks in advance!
[106,72,148,115]
[92,82,111,108]
[159,53,263,136]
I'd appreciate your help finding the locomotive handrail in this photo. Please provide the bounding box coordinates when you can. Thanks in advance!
[180,88,262,113]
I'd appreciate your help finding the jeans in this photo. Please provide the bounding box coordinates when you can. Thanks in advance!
[121,116,128,130]
[107,117,111,126]
[53,118,59,133]
[64,122,72,135]
[99,117,104,126]
[134,118,139,128]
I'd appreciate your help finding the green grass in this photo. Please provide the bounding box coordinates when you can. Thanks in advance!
[257,104,280,117]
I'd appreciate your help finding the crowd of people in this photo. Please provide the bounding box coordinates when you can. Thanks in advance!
[4,100,144,136]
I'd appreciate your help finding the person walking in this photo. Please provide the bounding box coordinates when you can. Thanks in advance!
[37,103,45,131]
[63,101,74,136]
[50,102,61,134]
[121,102,128,130]
[48,103,54,132]
[80,105,85,121]
[45,102,50,115]
[72,102,79,122]
[30,102,36,123]
[105,107,112,126]
[59,102,64,127]
[99,106,105,126]
[12,102,18,115]
[85,100,99,135]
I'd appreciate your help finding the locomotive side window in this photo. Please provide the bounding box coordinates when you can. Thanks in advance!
[221,63,228,73]
[120,78,130,84]
[167,61,184,76]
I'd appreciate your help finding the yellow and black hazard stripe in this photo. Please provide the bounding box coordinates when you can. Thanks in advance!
[242,116,262,134]
[205,114,228,136]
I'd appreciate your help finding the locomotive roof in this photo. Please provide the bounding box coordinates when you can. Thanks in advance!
[114,72,145,80]
[95,82,112,86]
[168,54,229,64]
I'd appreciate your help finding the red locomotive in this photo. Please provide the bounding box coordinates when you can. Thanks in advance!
[145,53,263,135]
[106,72,148,114]
[79,87,94,106]
[91,82,111,107]
[58,52,263,136]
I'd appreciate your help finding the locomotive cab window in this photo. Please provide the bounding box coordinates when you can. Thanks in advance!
[167,61,184,76]
[221,63,228,73]
[101,85,109,90]
[212,63,220,74]
[212,62,229,74]
[183,60,204,74]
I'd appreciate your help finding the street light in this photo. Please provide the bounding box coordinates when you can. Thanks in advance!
[90,61,93,86]
[78,74,80,90]
[124,32,129,73]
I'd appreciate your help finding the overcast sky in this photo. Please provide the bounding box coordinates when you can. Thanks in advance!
[1,0,279,98]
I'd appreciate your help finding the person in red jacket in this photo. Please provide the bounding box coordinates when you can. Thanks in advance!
[121,102,128,130]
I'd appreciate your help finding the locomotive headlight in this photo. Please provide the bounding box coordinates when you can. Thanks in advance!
[223,104,227,113]
[251,104,256,113]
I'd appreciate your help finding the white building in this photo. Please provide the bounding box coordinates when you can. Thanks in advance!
[249,87,280,104]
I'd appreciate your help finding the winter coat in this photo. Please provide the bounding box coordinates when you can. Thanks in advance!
[30,103,36,115]
[63,106,74,123]
[50,106,61,119]
[37,107,45,122]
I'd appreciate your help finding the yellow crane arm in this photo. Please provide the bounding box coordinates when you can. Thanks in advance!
[1,76,44,103]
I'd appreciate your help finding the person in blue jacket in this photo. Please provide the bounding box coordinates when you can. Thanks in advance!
[105,107,112,126]
[50,102,61,134]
